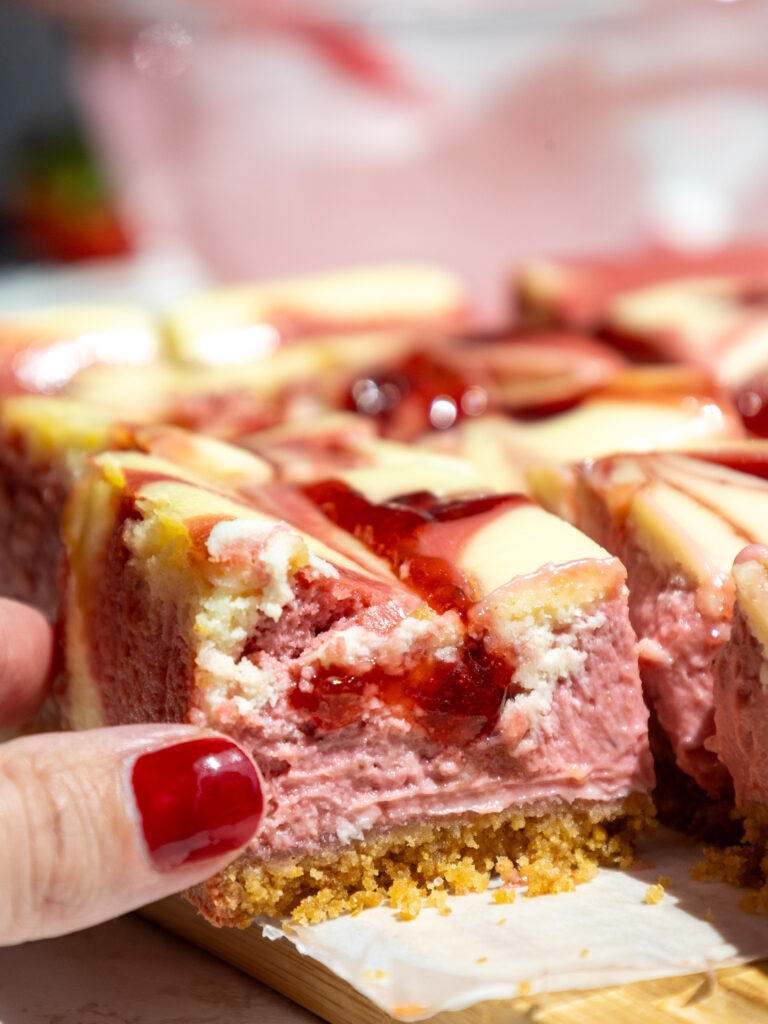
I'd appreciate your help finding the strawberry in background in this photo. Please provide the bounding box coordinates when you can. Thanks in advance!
[7,126,132,262]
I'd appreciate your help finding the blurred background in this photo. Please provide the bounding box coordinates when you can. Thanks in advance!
[3,0,768,312]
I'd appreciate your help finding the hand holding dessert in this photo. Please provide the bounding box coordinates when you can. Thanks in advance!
[0,598,263,946]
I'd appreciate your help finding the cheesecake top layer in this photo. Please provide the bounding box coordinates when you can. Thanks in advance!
[517,247,768,328]
[732,545,768,661]
[442,368,742,473]
[78,451,404,587]
[344,330,625,438]
[132,426,275,488]
[165,264,469,365]
[0,303,160,394]
[517,248,768,384]
[302,472,620,620]
[580,448,768,617]
[0,396,122,466]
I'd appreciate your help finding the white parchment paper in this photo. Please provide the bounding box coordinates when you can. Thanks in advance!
[260,829,768,1021]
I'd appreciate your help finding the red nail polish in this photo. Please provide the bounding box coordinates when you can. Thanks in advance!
[132,737,263,870]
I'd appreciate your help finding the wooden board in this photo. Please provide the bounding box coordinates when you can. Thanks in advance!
[142,896,768,1024]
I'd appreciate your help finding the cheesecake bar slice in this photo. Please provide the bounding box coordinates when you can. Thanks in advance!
[164,264,470,366]
[691,545,768,900]
[60,450,653,924]
[0,396,124,615]
[712,544,768,812]
[573,446,768,799]
[0,304,159,395]
[516,247,768,386]
[0,396,275,615]
[428,367,744,519]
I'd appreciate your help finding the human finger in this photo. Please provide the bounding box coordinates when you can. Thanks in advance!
[0,723,264,945]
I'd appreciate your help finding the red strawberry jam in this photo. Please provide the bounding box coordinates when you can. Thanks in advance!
[736,372,768,439]
[302,481,530,614]
[347,350,480,439]
[290,483,533,740]
[688,446,768,481]
[292,638,514,743]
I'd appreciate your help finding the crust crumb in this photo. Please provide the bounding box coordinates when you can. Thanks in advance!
[492,888,517,905]
[645,883,665,905]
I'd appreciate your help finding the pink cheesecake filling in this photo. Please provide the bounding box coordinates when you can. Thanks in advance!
[713,603,768,809]
[187,594,652,860]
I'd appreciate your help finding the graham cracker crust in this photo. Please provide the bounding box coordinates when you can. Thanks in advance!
[188,794,654,927]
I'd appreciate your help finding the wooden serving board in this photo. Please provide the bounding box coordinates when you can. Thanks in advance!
[142,896,768,1024]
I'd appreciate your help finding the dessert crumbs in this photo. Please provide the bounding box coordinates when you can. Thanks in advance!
[492,889,516,905]
[645,884,665,905]
[690,806,768,911]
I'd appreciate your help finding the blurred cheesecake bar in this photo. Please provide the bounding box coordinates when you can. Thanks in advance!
[571,444,768,800]
[431,367,744,515]
[0,395,276,615]
[0,304,160,395]
[164,264,470,366]
[516,247,768,387]
[340,329,625,440]
[0,396,123,615]
[59,448,653,924]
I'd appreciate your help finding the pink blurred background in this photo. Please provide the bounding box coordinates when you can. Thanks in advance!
[18,0,768,311]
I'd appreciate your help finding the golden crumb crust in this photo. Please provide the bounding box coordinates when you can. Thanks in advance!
[692,805,768,912]
[187,795,653,927]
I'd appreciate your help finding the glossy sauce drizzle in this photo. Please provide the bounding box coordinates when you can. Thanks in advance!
[688,448,768,481]
[302,481,529,614]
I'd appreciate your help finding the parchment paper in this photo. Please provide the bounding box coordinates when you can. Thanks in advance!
[261,829,768,1021]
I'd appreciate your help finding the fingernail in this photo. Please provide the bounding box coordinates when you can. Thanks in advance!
[131,737,263,870]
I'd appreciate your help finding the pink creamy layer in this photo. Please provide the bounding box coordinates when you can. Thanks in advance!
[188,595,653,859]
[713,606,768,808]
[577,490,730,793]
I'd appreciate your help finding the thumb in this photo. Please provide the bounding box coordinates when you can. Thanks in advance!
[0,724,264,945]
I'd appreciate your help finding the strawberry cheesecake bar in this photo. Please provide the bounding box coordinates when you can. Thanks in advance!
[164,264,470,366]
[516,247,768,387]
[59,447,653,924]
[430,367,744,517]
[572,445,768,804]
[0,304,159,395]
[693,545,768,899]
[0,394,278,616]
[0,396,124,615]
[712,544,768,814]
